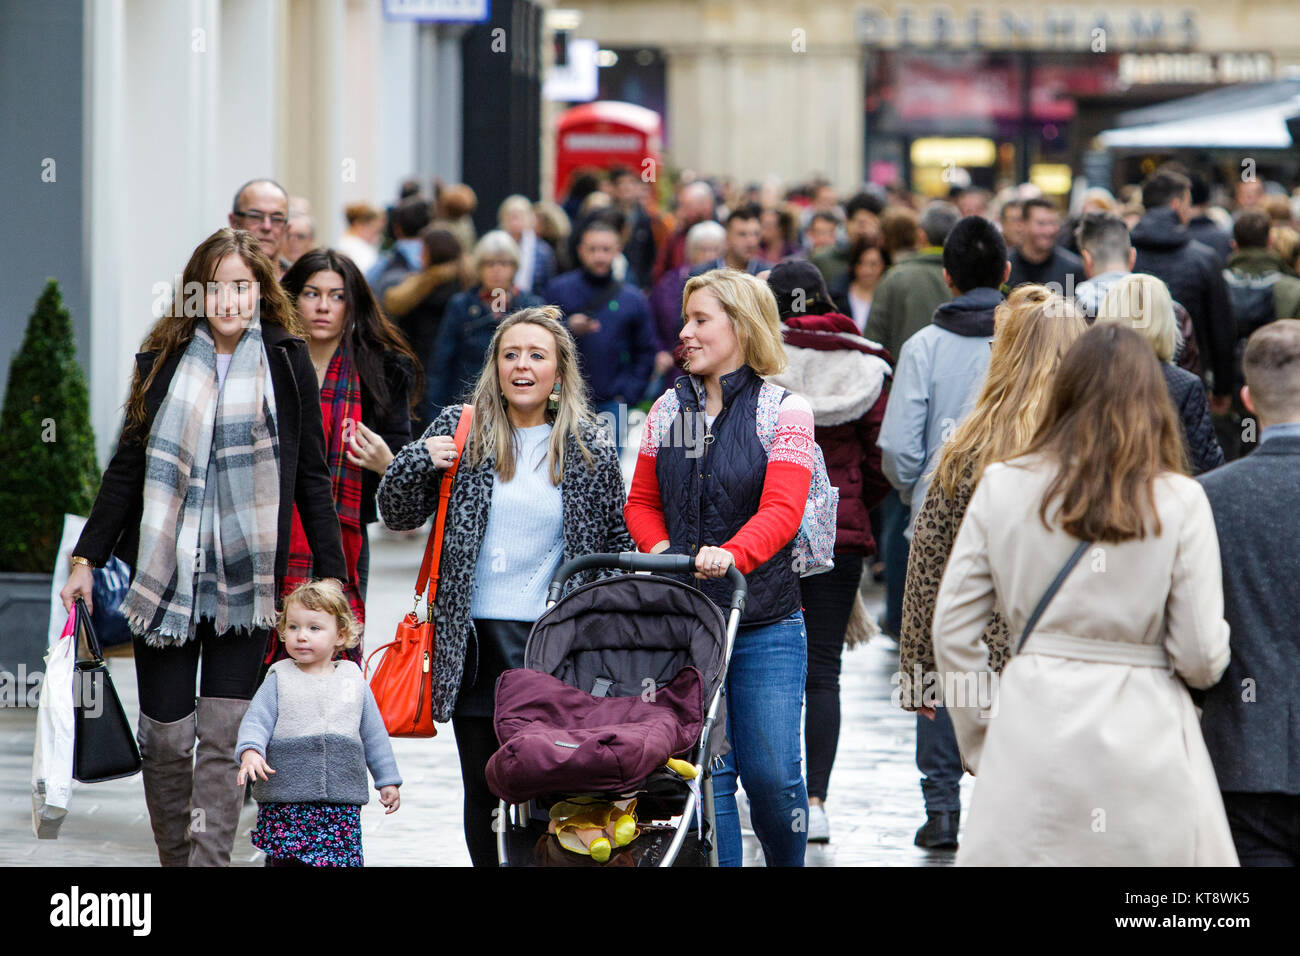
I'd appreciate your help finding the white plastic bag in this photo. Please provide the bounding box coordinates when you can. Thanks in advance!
[31,609,76,839]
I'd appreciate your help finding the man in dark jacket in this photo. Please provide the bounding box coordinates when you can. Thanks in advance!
[1131,169,1236,409]
[1007,197,1084,293]
[546,219,657,452]
[1198,320,1300,865]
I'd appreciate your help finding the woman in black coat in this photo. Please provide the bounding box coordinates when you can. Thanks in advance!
[59,228,347,868]
[279,248,421,655]
[1096,273,1224,474]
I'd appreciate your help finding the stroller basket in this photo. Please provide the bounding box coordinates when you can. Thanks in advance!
[493,553,746,867]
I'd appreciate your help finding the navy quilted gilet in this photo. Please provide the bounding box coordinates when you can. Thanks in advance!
[655,365,801,627]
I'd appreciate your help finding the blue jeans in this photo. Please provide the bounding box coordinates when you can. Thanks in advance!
[712,610,809,867]
[879,489,911,636]
[916,705,963,813]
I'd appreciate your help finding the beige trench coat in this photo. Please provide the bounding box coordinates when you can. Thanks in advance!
[932,456,1238,866]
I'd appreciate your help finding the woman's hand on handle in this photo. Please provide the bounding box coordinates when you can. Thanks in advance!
[424,435,459,471]
[694,546,736,580]
[59,564,95,616]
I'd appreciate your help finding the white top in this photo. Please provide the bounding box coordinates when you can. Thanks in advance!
[469,424,565,620]
[847,289,872,333]
[215,352,233,390]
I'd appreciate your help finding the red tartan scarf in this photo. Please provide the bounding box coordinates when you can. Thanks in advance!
[268,344,366,666]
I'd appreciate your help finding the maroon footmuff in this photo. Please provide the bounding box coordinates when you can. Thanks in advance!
[486,665,705,804]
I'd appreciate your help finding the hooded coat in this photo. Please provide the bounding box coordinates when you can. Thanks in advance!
[764,311,892,555]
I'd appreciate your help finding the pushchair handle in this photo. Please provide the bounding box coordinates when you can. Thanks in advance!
[547,552,747,613]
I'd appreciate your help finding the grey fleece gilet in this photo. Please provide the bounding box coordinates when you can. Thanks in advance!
[236,659,402,805]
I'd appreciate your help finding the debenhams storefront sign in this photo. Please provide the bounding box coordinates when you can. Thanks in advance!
[854,5,1201,51]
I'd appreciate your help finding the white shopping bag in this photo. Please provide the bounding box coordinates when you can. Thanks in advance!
[31,609,76,839]
[48,514,88,648]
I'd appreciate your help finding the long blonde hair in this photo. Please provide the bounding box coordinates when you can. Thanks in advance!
[1095,273,1178,363]
[680,269,788,376]
[465,306,597,483]
[932,285,1086,498]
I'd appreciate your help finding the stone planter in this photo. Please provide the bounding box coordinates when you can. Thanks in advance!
[0,571,53,695]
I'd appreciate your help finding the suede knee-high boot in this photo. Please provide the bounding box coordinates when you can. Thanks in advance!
[137,710,197,867]
[188,696,251,867]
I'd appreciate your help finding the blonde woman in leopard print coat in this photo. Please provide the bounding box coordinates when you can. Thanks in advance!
[898,287,1086,713]
[376,306,632,865]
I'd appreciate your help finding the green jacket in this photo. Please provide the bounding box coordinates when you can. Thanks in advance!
[1225,248,1300,319]
[864,249,950,358]
[811,244,849,288]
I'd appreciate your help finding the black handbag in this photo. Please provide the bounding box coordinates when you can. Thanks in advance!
[71,597,142,783]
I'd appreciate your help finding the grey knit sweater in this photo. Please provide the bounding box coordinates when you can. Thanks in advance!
[236,659,402,805]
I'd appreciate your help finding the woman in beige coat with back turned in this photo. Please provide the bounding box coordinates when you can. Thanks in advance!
[932,324,1237,866]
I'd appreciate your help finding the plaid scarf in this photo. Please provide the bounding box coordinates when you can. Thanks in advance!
[120,319,281,646]
[269,343,366,666]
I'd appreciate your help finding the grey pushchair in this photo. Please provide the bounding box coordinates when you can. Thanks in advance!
[491,552,746,867]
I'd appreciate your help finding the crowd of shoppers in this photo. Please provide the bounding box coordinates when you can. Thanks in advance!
[51,158,1300,869]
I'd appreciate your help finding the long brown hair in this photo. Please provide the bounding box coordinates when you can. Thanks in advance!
[1017,323,1187,543]
[125,228,304,434]
[932,286,1085,499]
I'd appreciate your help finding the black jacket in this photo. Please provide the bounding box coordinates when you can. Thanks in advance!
[1162,362,1224,476]
[1186,215,1232,266]
[1132,208,1236,396]
[75,323,348,581]
[1198,434,1300,792]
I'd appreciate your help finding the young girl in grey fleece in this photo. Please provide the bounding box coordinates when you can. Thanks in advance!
[236,580,401,866]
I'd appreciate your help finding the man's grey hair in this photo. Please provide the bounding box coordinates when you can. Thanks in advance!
[231,178,288,214]
[920,201,960,247]
[685,220,726,258]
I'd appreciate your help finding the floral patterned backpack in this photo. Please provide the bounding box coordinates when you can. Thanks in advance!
[755,382,838,577]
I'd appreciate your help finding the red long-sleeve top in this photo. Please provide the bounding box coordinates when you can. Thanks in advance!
[625,392,814,574]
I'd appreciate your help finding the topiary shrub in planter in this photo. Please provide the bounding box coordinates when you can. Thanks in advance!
[0,279,100,690]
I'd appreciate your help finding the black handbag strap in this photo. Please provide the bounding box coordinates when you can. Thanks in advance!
[1014,540,1091,655]
[72,597,104,664]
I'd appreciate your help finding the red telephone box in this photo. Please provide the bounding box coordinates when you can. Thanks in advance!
[554,101,663,202]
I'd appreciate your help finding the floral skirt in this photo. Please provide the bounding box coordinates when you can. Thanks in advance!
[251,802,363,867]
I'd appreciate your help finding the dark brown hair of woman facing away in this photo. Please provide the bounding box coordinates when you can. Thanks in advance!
[1017,322,1188,543]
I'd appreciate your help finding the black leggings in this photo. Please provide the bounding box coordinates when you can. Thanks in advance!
[799,554,864,802]
[134,619,269,723]
[452,715,501,867]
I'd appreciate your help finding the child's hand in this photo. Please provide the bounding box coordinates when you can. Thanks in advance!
[237,750,275,786]
[379,785,401,814]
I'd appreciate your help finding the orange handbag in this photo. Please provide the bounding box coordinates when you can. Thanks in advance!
[365,405,473,737]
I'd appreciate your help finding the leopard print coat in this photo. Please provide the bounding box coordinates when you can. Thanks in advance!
[376,404,634,722]
[898,460,1010,711]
